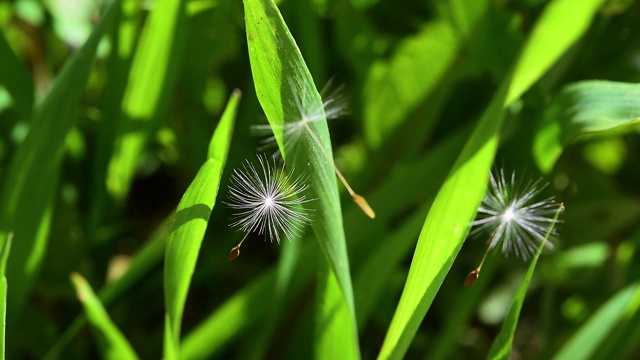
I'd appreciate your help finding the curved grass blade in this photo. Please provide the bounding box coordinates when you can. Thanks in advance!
[106,0,188,200]
[70,273,139,360]
[378,0,606,356]
[552,283,640,360]
[534,80,640,172]
[163,90,239,359]
[377,77,509,360]
[506,0,606,104]
[0,0,121,320]
[488,205,563,360]
[244,0,359,357]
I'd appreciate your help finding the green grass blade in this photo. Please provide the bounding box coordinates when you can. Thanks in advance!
[244,0,359,357]
[70,273,139,360]
[0,0,120,319]
[0,31,33,119]
[0,234,12,360]
[44,216,170,360]
[487,206,562,360]
[506,0,606,104]
[377,75,509,360]
[106,0,188,200]
[163,90,239,358]
[552,283,640,360]
[534,80,640,172]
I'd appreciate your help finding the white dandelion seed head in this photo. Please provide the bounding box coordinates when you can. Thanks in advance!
[471,169,560,261]
[251,77,348,158]
[225,155,315,244]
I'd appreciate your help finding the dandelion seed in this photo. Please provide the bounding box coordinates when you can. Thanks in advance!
[465,169,563,287]
[252,78,376,219]
[225,155,314,260]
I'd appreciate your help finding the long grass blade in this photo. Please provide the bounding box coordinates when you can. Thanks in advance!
[163,90,240,358]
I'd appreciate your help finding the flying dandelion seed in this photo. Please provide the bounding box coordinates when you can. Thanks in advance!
[465,169,563,287]
[225,155,315,260]
[252,78,376,219]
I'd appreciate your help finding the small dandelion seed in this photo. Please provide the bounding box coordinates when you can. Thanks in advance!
[465,168,562,286]
[225,155,315,259]
[251,78,376,219]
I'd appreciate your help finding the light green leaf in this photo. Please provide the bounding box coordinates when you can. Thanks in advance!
[70,273,138,360]
[534,80,640,172]
[553,283,640,360]
[244,0,359,358]
[0,0,120,319]
[377,74,509,360]
[163,90,239,358]
[0,234,12,360]
[106,0,188,200]
[506,0,606,104]
[488,206,562,360]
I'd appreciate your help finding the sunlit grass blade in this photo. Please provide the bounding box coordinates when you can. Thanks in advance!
[244,0,359,357]
[552,283,640,360]
[0,31,33,119]
[70,273,139,360]
[534,80,640,172]
[377,76,509,360]
[106,0,188,200]
[163,90,240,359]
[0,234,12,360]
[0,0,121,320]
[487,204,563,360]
[506,0,606,104]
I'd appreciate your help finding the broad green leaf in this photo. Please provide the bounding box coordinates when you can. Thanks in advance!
[70,273,138,360]
[163,90,239,358]
[0,30,33,119]
[553,283,640,360]
[0,235,12,360]
[0,0,120,320]
[106,0,188,200]
[534,80,640,172]
[487,206,562,360]
[244,0,359,358]
[506,0,606,104]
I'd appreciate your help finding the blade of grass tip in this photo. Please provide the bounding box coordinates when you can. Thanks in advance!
[0,234,13,360]
[506,0,606,104]
[244,0,359,358]
[43,214,170,360]
[552,282,640,360]
[163,90,240,359]
[0,32,34,120]
[0,0,121,323]
[70,273,139,360]
[487,204,563,360]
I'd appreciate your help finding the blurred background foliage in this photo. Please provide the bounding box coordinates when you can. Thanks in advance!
[0,0,640,359]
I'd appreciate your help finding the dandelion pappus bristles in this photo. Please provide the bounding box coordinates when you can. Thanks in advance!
[225,155,315,259]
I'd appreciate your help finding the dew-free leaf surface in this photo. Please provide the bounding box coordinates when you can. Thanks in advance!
[243,0,359,358]
[163,90,239,358]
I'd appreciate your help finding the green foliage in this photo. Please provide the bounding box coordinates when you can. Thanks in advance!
[0,0,639,359]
